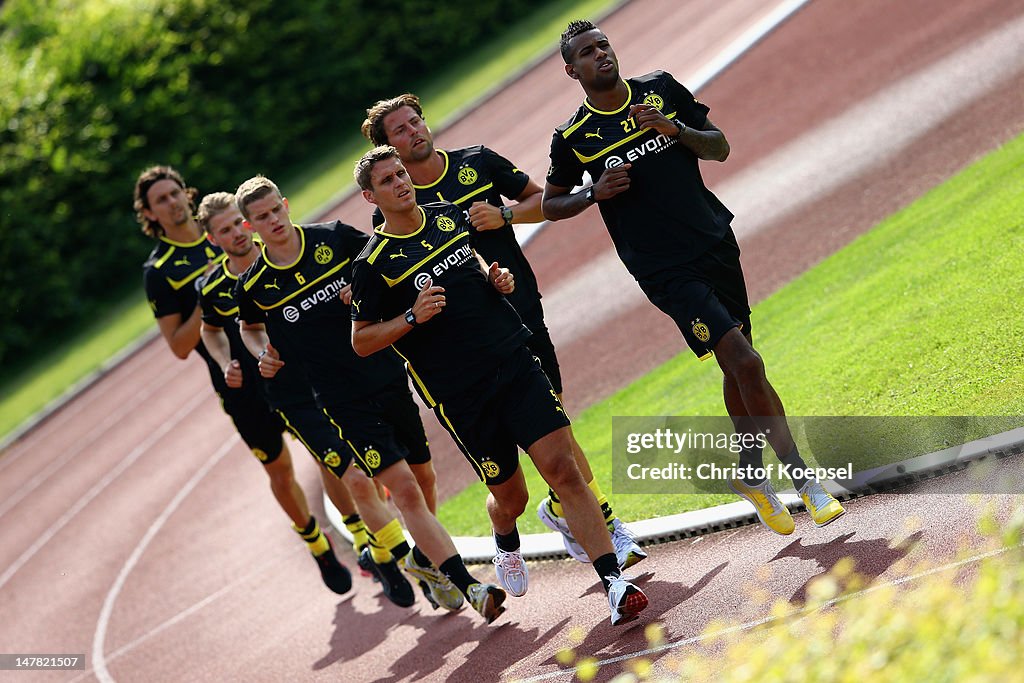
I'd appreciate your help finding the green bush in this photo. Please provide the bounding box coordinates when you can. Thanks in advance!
[0,0,550,366]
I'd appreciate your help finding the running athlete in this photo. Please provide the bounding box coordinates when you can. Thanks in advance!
[361,94,646,571]
[197,192,428,607]
[135,166,350,594]
[233,175,505,623]
[350,146,649,626]
[542,21,846,533]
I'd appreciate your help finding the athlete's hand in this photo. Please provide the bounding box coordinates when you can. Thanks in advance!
[488,262,514,295]
[224,359,244,388]
[594,163,631,200]
[412,277,446,323]
[467,202,505,231]
[258,342,284,379]
[338,283,353,305]
[628,104,676,137]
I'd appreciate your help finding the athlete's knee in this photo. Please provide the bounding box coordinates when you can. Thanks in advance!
[341,467,376,498]
[726,346,766,384]
[490,484,529,518]
[263,456,296,486]
[381,468,426,510]
[542,452,586,495]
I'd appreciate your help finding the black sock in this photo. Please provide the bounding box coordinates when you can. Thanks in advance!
[781,446,809,490]
[593,553,620,591]
[439,554,477,595]
[412,545,431,568]
[740,443,766,486]
[391,540,411,561]
[494,526,521,552]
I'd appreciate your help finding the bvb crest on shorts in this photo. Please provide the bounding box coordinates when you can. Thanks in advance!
[643,93,664,110]
[252,448,269,462]
[692,319,711,343]
[436,216,456,232]
[365,448,382,469]
[314,245,333,265]
[457,166,478,185]
[481,460,501,479]
[324,451,341,468]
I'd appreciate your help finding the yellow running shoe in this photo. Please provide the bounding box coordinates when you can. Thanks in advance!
[799,481,846,527]
[730,478,795,535]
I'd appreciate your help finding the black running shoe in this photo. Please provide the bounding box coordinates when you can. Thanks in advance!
[360,547,414,607]
[314,538,352,595]
[356,545,376,580]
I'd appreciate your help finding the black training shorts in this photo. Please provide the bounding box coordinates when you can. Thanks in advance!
[432,345,570,485]
[638,228,752,360]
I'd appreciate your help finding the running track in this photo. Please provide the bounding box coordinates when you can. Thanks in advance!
[2,0,1022,680]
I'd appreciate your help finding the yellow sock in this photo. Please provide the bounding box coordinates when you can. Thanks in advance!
[548,489,565,518]
[375,518,409,559]
[588,479,617,528]
[343,514,370,552]
[294,517,330,556]
[367,532,393,564]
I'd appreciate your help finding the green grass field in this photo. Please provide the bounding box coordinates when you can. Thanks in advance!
[0,0,620,442]
[436,131,1024,535]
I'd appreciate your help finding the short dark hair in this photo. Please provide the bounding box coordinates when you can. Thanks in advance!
[354,145,401,192]
[362,94,424,147]
[560,19,597,63]
[133,165,197,239]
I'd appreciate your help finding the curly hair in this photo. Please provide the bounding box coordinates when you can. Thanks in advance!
[133,165,197,239]
[361,93,424,147]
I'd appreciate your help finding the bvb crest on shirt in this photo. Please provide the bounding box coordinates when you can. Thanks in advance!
[481,460,501,479]
[436,216,456,232]
[643,93,664,110]
[365,448,382,469]
[457,166,478,185]
[314,245,333,265]
[692,319,711,343]
[324,451,342,468]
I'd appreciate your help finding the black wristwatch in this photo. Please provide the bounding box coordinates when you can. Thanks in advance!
[674,119,687,139]
[499,205,513,226]
[404,308,418,327]
[584,186,596,204]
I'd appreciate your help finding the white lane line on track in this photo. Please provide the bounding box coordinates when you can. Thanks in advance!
[91,433,240,683]
[516,543,1019,682]
[69,547,293,683]
[0,390,209,591]
[541,11,1024,349]
[0,363,185,521]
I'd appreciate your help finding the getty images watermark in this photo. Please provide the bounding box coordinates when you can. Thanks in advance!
[611,415,1024,495]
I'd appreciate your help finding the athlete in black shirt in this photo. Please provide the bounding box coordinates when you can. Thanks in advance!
[361,94,646,570]
[234,175,503,622]
[351,147,648,626]
[135,167,350,594]
[197,191,425,600]
[543,21,845,532]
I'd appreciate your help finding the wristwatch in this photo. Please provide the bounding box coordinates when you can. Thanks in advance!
[674,119,687,139]
[499,205,513,226]
[584,186,596,204]
[404,308,418,327]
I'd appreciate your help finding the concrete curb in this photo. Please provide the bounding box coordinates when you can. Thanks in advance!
[324,428,1024,564]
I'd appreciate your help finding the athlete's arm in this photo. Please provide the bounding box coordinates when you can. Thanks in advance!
[629,103,729,162]
[467,179,545,231]
[542,163,632,221]
[200,322,243,388]
[351,281,445,357]
[474,251,515,295]
[155,306,202,359]
[239,321,284,378]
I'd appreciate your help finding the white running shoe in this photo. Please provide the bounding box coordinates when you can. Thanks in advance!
[607,574,649,626]
[492,537,529,597]
[537,498,589,562]
[610,519,648,570]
